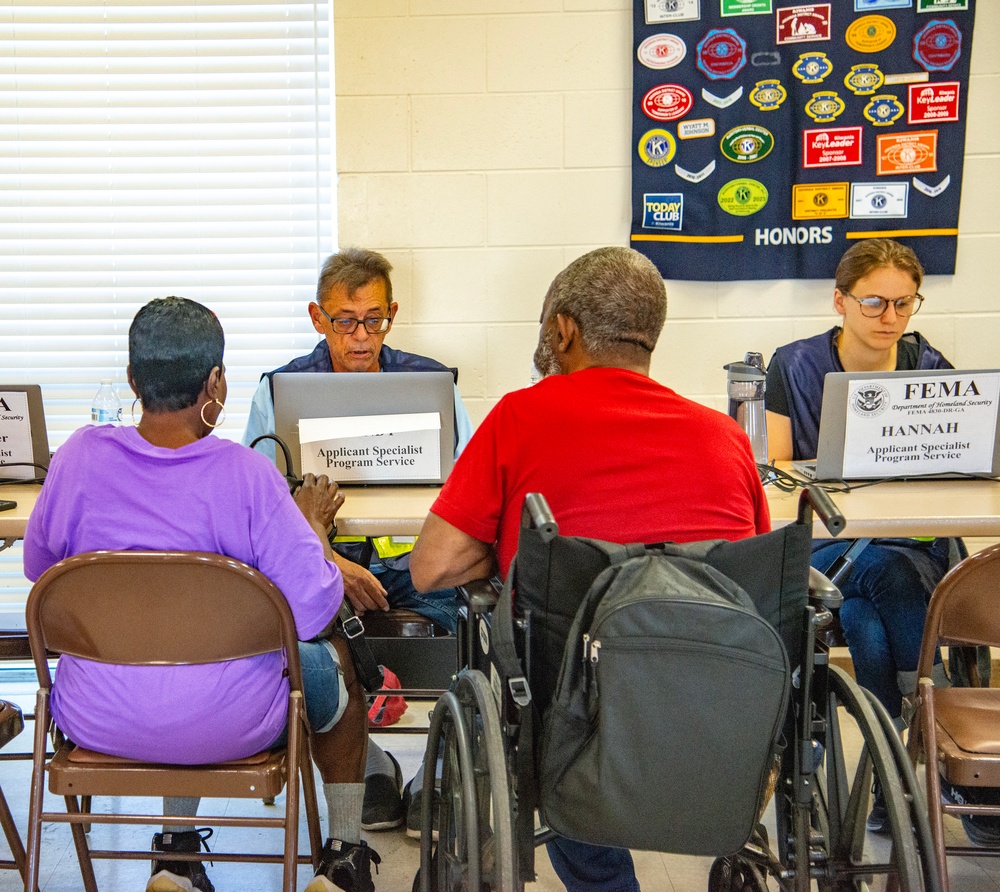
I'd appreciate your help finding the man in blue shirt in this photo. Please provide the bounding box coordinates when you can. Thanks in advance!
[243,246,473,831]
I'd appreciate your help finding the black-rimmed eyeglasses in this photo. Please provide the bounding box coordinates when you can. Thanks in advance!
[317,305,391,334]
[843,292,924,318]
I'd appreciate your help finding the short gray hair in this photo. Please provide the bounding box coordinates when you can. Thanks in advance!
[316,246,393,308]
[545,247,667,357]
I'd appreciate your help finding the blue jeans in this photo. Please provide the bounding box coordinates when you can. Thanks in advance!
[372,564,459,634]
[546,836,639,892]
[811,538,950,719]
[270,639,346,747]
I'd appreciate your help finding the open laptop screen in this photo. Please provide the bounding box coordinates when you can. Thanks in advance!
[0,384,50,481]
[272,372,456,485]
[799,369,1000,481]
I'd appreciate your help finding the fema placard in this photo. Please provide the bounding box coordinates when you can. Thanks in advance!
[642,193,684,230]
[299,413,442,483]
[0,391,36,481]
[842,372,1000,478]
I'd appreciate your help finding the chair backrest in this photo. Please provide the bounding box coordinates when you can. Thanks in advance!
[26,551,302,687]
[917,541,1000,678]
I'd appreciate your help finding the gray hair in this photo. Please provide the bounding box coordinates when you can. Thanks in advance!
[316,246,393,308]
[545,247,667,357]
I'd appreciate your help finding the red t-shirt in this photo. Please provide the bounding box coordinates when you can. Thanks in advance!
[431,367,771,577]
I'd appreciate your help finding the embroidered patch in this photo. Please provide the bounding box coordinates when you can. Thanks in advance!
[855,0,912,8]
[845,15,896,52]
[844,63,884,95]
[637,33,688,70]
[642,193,684,230]
[721,0,772,14]
[751,51,782,66]
[803,126,863,168]
[876,130,937,175]
[644,0,701,24]
[793,52,832,84]
[637,128,678,167]
[805,90,846,123]
[864,94,905,126]
[913,19,961,71]
[912,175,950,197]
[720,124,774,163]
[718,178,768,216]
[677,118,716,139]
[675,160,716,182]
[917,0,968,11]
[702,86,743,107]
[850,182,909,218]
[697,28,748,79]
[642,84,695,122]
[908,81,959,123]
[749,79,788,111]
[776,5,832,45]
[792,182,849,219]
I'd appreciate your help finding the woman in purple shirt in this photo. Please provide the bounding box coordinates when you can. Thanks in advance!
[25,297,380,892]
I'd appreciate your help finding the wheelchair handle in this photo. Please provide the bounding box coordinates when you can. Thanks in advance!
[521,492,559,542]
[797,485,846,536]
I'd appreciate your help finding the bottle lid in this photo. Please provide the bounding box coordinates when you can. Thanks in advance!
[100,378,112,385]
[723,361,765,382]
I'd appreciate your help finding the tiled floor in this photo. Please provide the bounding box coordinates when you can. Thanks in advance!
[0,681,999,892]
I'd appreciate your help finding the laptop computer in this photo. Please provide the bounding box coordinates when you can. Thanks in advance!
[0,384,50,481]
[792,368,1000,482]
[273,371,456,485]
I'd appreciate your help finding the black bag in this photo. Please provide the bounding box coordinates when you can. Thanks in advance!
[535,540,792,856]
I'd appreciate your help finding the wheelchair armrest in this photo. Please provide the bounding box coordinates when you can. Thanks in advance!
[808,566,843,610]
[457,577,501,616]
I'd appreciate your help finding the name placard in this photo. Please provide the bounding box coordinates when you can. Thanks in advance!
[0,390,37,480]
[843,371,1000,477]
[299,412,441,483]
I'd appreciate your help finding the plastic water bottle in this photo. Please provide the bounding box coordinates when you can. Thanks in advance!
[91,379,122,424]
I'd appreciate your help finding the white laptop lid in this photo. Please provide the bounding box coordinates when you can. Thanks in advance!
[273,371,456,486]
[806,369,1000,481]
[0,384,50,481]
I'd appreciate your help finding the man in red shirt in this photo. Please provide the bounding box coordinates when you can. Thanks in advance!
[410,246,769,892]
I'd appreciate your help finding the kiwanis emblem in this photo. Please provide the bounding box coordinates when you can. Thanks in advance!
[851,384,890,417]
[793,52,832,85]
[749,80,787,112]
[864,95,905,127]
[637,128,677,167]
[844,64,884,96]
[805,91,845,123]
[720,125,774,163]
[696,28,748,80]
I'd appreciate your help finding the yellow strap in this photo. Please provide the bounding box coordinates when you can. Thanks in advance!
[331,534,415,558]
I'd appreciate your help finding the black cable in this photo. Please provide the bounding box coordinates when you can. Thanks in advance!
[0,462,48,486]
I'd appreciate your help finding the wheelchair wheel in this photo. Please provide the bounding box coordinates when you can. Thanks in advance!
[811,666,937,892]
[708,853,770,892]
[418,669,517,892]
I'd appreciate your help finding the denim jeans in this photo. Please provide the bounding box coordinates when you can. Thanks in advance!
[811,537,950,719]
[371,564,459,634]
[269,639,346,747]
[546,836,639,892]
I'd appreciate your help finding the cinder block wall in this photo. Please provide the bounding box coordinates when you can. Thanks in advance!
[334,0,1000,428]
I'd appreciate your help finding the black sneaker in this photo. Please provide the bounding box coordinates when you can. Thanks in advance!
[866,781,889,835]
[305,838,381,892]
[362,751,404,831]
[147,828,214,892]
[941,778,1000,847]
[402,779,439,841]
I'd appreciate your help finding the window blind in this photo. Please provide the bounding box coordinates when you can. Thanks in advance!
[0,0,333,629]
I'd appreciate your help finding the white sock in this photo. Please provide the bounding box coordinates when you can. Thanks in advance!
[325,782,364,845]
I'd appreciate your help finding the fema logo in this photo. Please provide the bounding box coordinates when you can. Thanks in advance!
[642,193,683,231]
[850,384,890,417]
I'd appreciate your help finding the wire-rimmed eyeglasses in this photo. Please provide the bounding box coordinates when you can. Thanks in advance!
[843,292,924,318]
[317,305,391,334]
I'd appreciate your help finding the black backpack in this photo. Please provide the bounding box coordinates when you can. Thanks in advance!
[491,523,810,858]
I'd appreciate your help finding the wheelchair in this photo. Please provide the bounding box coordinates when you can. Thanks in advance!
[415,488,939,892]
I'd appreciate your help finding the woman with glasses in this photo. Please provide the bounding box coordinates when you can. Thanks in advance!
[763,239,998,841]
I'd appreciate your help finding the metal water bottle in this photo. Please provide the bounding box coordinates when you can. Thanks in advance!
[724,355,768,463]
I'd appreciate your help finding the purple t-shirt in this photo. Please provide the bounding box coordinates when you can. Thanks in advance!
[24,425,343,764]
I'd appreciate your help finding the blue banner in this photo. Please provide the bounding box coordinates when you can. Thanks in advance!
[631,1,976,280]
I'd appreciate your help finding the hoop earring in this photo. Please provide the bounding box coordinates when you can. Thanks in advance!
[131,398,142,426]
[200,398,226,429]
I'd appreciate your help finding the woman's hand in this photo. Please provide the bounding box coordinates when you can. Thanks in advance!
[294,473,345,536]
